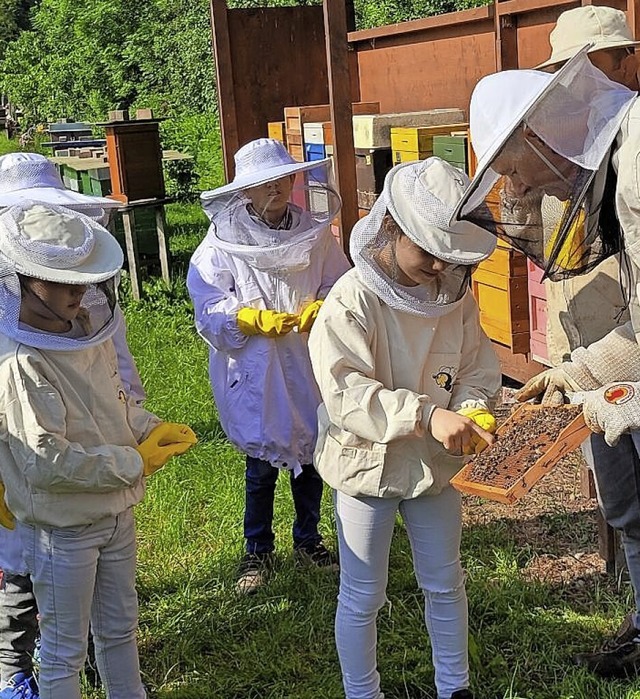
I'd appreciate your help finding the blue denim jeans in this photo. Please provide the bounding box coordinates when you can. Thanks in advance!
[584,432,640,628]
[20,508,146,699]
[244,456,323,554]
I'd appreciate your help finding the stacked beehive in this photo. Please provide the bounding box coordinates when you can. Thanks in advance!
[390,122,468,165]
[471,240,531,355]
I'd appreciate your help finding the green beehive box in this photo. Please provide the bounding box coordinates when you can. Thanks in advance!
[80,167,112,197]
[62,165,83,193]
[112,209,159,256]
[433,135,468,173]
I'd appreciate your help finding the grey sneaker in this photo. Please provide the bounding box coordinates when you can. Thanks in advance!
[294,543,339,572]
[573,613,640,677]
[235,552,273,595]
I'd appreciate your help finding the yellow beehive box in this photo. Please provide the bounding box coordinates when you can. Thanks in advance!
[268,121,286,142]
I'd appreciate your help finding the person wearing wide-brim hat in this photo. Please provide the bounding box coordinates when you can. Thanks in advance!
[0,154,145,699]
[536,5,639,89]
[0,201,196,699]
[188,138,351,594]
[452,44,640,679]
[0,153,120,221]
[308,157,502,699]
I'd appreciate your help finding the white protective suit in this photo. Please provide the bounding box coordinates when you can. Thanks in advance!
[308,268,502,499]
[188,222,350,471]
[0,332,159,529]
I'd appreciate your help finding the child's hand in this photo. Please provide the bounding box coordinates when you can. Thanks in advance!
[298,300,323,333]
[237,308,299,337]
[456,407,497,455]
[429,407,496,456]
[0,480,15,530]
[136,423,197,477]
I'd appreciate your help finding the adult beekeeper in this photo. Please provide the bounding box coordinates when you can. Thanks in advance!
[187,138,350,594]
[451,46,640,677]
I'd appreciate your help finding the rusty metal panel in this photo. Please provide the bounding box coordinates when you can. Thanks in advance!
[355,24,496,113]
[214,4,330,177]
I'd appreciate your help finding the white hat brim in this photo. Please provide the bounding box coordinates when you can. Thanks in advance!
[2,225,124,284]
[0,186,120,210]
[536,38,640,70]
[201,158,331,200]
[450,47,592,227]
[386,163,497,265]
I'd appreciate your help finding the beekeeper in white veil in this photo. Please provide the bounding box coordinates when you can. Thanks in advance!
[308,157,501,699]
[452,46,640,677]
[187,138,350,593]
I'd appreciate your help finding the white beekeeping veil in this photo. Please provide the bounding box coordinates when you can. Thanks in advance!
[451,47,636,281]
[0,202,124,351]
[200,138,341,273]
[351,157,496,318]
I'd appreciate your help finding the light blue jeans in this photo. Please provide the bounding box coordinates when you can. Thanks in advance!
[20,508,146,699]
[334,486,469,699]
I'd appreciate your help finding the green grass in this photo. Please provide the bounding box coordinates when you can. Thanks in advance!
[85,202,640,698]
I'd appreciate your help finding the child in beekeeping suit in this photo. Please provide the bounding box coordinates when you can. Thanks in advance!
[0,152,147,699]
[308,157,502,699]
[187,138,350,594]
[310,158,501,699]
[0,202,196,699]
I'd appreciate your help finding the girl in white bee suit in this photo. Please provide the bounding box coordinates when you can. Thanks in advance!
[0,153,145,698]
[452,48,640,677]
[308,157,502,699]
[187,138,350,592]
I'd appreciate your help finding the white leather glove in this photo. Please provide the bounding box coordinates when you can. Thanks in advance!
[582,382,640,446]
[515,365,582,406]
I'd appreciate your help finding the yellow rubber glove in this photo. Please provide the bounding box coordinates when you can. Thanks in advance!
[298,300,323,333]
[136,422,197,477]
[456,407,498,455]
[0,480,15,530]
[236,308,299,338]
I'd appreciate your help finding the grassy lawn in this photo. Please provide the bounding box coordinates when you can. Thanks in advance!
[88,202,640,698]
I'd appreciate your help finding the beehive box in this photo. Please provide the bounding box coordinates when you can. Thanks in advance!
[391,123,468,164]
[284,102,379,136]
[353,108,466,149]
[471,247,530,354]
[432,134,468,173]
[268,121,286,142]
[450,404,590,504]
[528,259,550,365]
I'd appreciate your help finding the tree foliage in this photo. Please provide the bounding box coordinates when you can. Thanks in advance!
[0,0,489,187]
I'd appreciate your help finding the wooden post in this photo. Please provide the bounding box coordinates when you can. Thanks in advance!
[121,211,141,301]
[494,1,519,71]
[627,0,639,43]
[323,0,358,257]
[155,206,171,285]
[210,0,240,181]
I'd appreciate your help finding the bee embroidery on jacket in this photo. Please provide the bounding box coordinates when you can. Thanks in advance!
[432,367,456,392]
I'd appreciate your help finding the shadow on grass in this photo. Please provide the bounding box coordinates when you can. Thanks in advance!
[133,513,640,699]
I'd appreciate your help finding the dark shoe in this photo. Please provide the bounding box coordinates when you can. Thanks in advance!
[449,690,474,699]
[294,543,339,572]
[573,613,640,678]
[235,552,273,595]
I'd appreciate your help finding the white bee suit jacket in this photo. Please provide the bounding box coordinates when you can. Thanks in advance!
[0,335,160,529]
[188,225,350,471]
[308,269,502,499]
